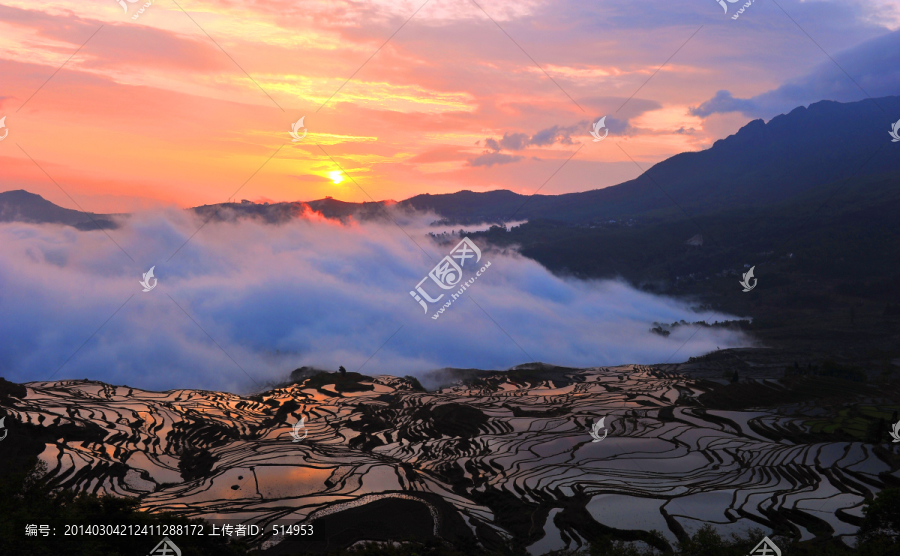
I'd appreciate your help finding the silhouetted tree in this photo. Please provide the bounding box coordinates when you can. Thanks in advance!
[859,488,900,549]
[339,366,347,375]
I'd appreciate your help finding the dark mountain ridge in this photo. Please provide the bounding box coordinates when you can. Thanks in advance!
[0,189,118,230]
[399,96,900,224]
[3,95,898,229]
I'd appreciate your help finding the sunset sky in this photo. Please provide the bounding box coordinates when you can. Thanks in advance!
[1,0,899,213]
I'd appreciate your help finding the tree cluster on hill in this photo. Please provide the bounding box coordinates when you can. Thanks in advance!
[783,360,867,382]
[651,320,750,338]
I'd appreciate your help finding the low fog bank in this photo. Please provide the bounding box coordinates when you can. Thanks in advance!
[0,207,754,393]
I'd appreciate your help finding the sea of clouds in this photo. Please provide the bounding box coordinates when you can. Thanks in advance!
[0,208,754,393]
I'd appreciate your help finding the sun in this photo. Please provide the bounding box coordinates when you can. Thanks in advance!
[329,171,344,185]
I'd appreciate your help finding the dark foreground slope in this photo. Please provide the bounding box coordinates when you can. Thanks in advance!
[467,169,900,363]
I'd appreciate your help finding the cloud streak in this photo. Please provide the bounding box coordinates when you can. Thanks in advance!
[469,114,641,167]
[0,211,752,393]
[691,28,900,119]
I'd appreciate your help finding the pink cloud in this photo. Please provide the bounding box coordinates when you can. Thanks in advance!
[0,0,894,211]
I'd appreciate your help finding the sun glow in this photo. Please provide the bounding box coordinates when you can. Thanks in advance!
[329,171,344,184]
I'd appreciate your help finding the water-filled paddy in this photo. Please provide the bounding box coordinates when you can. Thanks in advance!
[3,366,891,551]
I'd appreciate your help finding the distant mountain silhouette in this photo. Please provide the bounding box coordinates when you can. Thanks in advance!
[191,197,389,224]
[188,95,900,225]
[0,189,118,230]
[399,96,900,224]
[2,95,898,227]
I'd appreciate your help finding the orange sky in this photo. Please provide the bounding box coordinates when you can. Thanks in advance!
[1,0,897,213]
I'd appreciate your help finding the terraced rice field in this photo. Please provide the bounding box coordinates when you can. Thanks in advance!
[2,366,897,553]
